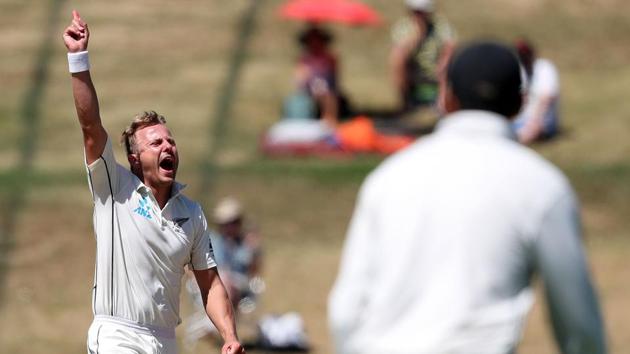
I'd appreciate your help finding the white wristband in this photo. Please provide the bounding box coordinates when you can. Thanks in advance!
[68,51,90,73]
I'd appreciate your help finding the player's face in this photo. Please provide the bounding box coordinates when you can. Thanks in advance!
[219,218,243,239]
[134,124,179,188]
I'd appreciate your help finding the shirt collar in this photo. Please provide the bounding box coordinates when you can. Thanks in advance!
[135,180,187,200]
[435,110,516,140]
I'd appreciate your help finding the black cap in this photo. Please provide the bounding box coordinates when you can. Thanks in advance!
[447,41,523,118]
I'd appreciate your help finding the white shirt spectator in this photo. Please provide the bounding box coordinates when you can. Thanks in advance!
[514,58,560,140]
[329,110,605,354]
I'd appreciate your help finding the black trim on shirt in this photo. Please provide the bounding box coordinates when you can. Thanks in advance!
[87,168,96,201]
[100,156,115,316]
[87,169,98,315]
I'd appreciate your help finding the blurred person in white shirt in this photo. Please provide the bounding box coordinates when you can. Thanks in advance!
[513,38,560,144]
[329,40,606,354]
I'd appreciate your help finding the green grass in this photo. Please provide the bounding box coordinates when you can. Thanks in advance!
[221,157,382,184]
[1,0,630,353]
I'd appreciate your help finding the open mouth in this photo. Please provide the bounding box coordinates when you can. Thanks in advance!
[159,156,175,173]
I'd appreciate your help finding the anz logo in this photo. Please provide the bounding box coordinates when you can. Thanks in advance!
[134,195,153,220]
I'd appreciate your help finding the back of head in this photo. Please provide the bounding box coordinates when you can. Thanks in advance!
[447,41,523,118]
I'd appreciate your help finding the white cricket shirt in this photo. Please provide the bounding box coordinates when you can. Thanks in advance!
[329,111,606,354]
[86,137,216,329]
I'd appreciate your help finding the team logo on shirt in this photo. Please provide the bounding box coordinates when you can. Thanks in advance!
[133,195,153,220]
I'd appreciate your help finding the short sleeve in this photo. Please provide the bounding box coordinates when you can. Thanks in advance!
[434,15,456,42]
[85,137,125,202]
[190,205,217,271]
[391,17,417,45]
[531,59,559,96]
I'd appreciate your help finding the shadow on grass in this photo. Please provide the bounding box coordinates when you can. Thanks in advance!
[198,0,263,209]
[567,162,630,204]
[220,157,381,185]
[0,0,66,307]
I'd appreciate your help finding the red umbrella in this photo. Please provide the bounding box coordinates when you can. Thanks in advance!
[279,0,381,26]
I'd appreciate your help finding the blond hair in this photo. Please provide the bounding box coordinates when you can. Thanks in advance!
[121,111,167,155]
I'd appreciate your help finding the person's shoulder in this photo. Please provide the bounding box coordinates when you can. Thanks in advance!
[361,138,431,190]
[530,58,560,94]
[433,13,456,40]
[175,193,206,220]
[506,141,572,194]
[534,58,558,76]
[209,229,224,244]
[175,191,196,205]
[391,16,417,44]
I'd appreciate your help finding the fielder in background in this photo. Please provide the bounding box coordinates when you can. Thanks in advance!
[513,38,561,144]
[63,10,244,354]
[211,197,263,310]
[184,197,264,350]
[328,41,606,354]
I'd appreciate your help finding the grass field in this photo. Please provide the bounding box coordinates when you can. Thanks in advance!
[1,0,629,353]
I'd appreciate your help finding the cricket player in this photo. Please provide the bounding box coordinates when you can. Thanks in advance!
[63,10,245,354]
[329,41,606,354]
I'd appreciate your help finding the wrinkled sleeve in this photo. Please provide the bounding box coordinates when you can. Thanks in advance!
[190,205,217,271]
[85,137,122,202]
[534,190,607,354]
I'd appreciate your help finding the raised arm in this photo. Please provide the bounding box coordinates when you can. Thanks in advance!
[389,38,414,108]
[63,10,107,164]
[193,268,245,354]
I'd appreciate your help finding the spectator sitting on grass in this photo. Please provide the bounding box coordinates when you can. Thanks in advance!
[513,38,561,144]
[290,25,351,127]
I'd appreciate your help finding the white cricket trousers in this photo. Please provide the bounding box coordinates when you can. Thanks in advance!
[87,315,178,354]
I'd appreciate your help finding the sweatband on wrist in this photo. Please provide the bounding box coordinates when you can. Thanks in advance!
[68,51,90,73]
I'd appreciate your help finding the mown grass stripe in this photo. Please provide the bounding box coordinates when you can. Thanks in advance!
[0,0,66,307]
[198,0,262,208]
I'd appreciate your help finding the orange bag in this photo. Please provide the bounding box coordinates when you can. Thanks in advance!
[336,116,414,154]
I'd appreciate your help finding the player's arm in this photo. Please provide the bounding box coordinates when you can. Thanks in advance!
[517,95,553,144]
[437,39,455,80]
[194,268,245,354]
[534,192,607,354]
[389,39,414,106]
[63,10,107,164]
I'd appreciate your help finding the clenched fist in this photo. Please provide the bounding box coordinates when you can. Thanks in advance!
[63,10,89,53]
